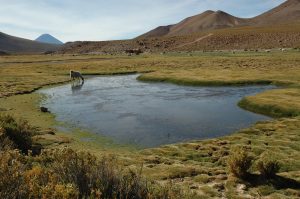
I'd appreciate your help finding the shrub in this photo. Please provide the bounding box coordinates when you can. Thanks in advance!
[256,152,280,179]
[0,115,193,199]
[0,115,35,153]
[0,150,29,199]
[227,147,253,179]
[0,127,14,151]
[1,148,190,199]
[24,166,79,199]
[38,148,189,199]
[43,184,79,199]
[48,149,97,198]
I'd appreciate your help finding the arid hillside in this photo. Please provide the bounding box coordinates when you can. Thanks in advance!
[250,0,300,25]
[138,10,247,38]
[60,23,300,54]
[140,0,300,38]
[59,0,300,54]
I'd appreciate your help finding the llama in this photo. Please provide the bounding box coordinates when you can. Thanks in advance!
[70,70,84,82]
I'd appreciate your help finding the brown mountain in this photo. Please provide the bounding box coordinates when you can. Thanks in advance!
[0,32,61,54]
[251,0,300,25]
[168,10,247,36]
[139,0,300,38]
[60,0,300,54]
[139,10,247,38]
[138,25,173,38]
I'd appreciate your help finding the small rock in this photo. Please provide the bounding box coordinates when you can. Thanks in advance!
[40,107,50,113]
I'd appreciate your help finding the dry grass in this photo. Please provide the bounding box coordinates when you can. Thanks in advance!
[239,88,300,117]
[1,50,300,97]
[1,51,300,198]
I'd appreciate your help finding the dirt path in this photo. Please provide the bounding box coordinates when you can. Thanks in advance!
[174,33,214,49]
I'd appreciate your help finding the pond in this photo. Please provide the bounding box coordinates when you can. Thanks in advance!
[39,74,273,148]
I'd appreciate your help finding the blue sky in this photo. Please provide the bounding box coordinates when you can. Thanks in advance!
[0,0,285,42]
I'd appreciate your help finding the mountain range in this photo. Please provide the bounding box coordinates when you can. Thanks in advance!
[60,0,300,54]
[139,0,300,38]
[1,0,300,54]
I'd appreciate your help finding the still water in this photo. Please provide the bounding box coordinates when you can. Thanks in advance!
[39,75,273,148]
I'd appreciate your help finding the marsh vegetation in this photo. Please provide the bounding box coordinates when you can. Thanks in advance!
[0,51,300,198]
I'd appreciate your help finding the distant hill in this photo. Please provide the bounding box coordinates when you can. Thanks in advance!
[250,0,300,25]
[35,34,64,45]
[0,32,61,53]
[169,10,247,36]
[139,0,300,38]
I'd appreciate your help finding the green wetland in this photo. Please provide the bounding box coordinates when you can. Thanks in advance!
[1,52,300,198]
[39,74,273,148]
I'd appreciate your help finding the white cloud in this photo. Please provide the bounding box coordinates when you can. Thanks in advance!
[0,0,285,42]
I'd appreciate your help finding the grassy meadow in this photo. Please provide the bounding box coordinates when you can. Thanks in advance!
[1,50,300,198]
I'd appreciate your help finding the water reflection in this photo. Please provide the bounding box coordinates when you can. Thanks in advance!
[40,75,274,148]
[71,80,84,94]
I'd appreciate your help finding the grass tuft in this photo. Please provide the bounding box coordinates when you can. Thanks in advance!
[227,147,253,179]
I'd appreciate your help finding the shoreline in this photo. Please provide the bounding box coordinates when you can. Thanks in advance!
[1,64,299,153]
[0,73,286,151]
